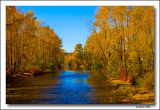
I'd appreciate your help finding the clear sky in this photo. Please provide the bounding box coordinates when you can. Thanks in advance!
[16,6,98,52]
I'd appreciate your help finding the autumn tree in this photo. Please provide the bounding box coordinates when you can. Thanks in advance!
[6,6,63,78]
[73,43,84,69]
[83,6,154,89]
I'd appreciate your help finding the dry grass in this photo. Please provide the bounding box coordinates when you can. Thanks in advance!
[109,79,132,85]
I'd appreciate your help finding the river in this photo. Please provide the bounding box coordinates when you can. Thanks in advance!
[6,70,132,104]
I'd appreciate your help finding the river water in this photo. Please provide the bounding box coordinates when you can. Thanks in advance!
[6,70,130,104]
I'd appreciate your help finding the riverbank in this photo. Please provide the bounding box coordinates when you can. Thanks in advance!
[7,72,40,81]
[6,71,54,82]
[6,66,60,81]
[107,78,154,104]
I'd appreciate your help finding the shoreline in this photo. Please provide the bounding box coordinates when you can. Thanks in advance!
[108,78,154,104]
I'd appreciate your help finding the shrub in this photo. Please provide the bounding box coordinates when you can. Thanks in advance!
[143,72,154,91]
[136,72,154,91]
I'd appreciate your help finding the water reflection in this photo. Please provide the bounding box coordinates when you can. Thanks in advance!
[39,71,99,104]
[6,71,99,104]
[7,70,133,104]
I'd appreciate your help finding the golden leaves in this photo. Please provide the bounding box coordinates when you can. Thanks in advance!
[84,6,154,77]
[6,6,62,74]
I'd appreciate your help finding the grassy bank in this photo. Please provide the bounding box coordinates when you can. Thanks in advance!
[108,78,154,104]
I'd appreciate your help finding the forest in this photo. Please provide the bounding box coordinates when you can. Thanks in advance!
[64,6,154,91]
[6,6,64,78]
[6,6,154,104]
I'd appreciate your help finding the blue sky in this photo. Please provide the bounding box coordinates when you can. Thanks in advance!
[16,6,98,52]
